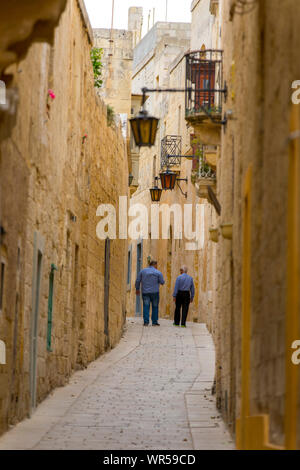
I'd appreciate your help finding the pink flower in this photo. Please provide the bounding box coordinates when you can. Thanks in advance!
[48,89,56,100]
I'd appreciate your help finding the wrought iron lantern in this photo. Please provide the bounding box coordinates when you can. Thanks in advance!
[149,177,162,202]
[160,169,177,191]
[150,186,162,202]
[129,109,159,148]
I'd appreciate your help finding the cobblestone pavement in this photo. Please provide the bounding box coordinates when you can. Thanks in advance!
[0,319,235,450]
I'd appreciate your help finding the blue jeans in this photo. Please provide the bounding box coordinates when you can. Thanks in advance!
[142,292,159,324]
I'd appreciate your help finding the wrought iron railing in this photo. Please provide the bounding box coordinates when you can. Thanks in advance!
[192,144,216,180]
[161,135,182,168]
[185,49,224,119]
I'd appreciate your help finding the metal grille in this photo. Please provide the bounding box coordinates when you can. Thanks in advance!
[185,49,224,118]
[193,144,216,179]
[161,135,182,168]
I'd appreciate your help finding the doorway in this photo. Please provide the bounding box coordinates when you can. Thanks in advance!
[30,233,44,412]
[104,238,110,340]
[135,241,143,316]
[30,249,43,411]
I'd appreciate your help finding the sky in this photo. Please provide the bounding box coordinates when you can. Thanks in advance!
[84,0,191,35]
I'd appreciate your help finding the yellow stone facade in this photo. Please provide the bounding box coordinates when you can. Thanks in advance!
[202,0,300,449]
[0,0,128,435]
[128,0,300,449]
[0,0,299,450]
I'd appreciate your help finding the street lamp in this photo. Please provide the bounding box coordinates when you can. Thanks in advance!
[130,109,159,147]
[130,86,227,148]
[159,169,177,190]
[149,177,162,202]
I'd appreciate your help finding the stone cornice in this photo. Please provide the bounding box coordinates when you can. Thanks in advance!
[0,0,68,77]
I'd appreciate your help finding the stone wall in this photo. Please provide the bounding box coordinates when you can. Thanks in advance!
[127,24,193,320]
[128,7,143,49]
[190,0,216,50]
[0,0,128,436]
[0,0,67,77]
[93,28,133,116]
[215,0,300,448]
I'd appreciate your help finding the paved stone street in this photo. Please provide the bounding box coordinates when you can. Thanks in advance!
[0,319,234,450]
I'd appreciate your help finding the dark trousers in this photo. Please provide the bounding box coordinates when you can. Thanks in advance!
[174,290,191,326]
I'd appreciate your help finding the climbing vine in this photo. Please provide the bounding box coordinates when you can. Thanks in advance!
[107,105,115,127]
[90,47,103,88]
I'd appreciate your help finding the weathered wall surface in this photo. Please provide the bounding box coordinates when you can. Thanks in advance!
[0,0,67,77]
[0,0,128,435]
[133,22,191,72]
[215,0,300,448]
[166,53,218,327]
[190,0,217,50]
[128,7,143,49]
[127,24,194,320]
[93,28,133,115]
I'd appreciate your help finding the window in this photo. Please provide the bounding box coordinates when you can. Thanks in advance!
[127,245,132,288]
[47,265,57,352]
[104,238,110,337]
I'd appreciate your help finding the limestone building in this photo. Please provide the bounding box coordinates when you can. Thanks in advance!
[127,22,197,320]
[188,0,300,450]
[216,0,300,450]
[93,7,144,196]
[0,0,128,436]
[127,0,300,449]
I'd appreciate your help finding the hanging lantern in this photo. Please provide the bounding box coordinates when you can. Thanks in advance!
[150,186,162,202]
[160,170,177,190]
[130,109,159,147]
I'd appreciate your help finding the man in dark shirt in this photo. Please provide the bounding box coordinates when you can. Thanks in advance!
[173,266,195,328]
[135,260,165,326]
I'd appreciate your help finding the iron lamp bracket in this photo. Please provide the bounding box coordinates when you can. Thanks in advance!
[176,178,188,199]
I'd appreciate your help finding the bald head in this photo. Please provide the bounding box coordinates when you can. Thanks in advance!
[180,265,188,274]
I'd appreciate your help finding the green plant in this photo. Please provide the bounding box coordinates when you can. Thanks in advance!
[91,47,103,88]
[107,105,115,127]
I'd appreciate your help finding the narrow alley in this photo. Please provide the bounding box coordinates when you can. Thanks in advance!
[1,0,300,454]
[0,320,233,450]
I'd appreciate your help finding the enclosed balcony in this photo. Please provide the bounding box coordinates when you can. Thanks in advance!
[191,143,217,200]
[185,50,225,144]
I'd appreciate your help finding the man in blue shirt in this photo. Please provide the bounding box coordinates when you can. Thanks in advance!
[135,260,165,326]
[173,266,195,327]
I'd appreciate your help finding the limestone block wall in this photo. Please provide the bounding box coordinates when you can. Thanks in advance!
[190,0,216,50]
[128,7,143,48]
[0,0,128,436]
[166,53,218,326]
[215,0,300,447]
[127,24,194,320]
[185,0,220,331]
[0,0,68,76]
[93,28,133,115]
